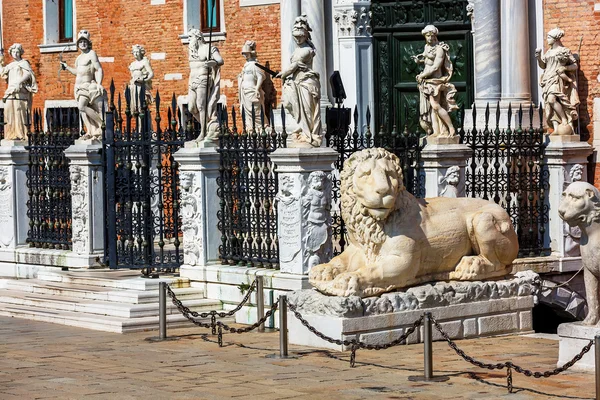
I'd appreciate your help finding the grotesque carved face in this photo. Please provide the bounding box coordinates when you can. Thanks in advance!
[352,157,401,221]
[559,182,600,227]
[180,172,194,191]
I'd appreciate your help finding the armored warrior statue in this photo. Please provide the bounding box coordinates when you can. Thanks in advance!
[187,28,224,145]
[0,43,38,141]
[60,30,106,140]
[238,40,265,131]
[412,25,458,138]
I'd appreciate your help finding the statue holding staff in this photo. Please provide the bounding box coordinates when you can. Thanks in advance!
[0,43,38,141]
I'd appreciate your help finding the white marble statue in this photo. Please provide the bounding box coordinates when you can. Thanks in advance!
[559,182,600,324]
[187,28,224,145]
[412,25,458,138]
[60,30,106,140]
[238,40,265,131]
[0,44,38,141]
[309,148,519,298]
[439,165,460,198]
[535,27,580,136]
[276,15,322,148]
[129,44,154,112]
[564,164,584,257]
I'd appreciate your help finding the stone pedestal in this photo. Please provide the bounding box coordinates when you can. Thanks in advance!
[288,272,538,351]
[421,138,472,198]
[64,142,105,256]
[545,137,593,257]
[172,146,220,270]
[557,323,598,371]
[270,147,338,275]
[0,142,29,249]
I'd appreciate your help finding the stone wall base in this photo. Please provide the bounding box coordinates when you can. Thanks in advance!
[557,323,599,371]
[288,296,534,351]
[0,247,101,278]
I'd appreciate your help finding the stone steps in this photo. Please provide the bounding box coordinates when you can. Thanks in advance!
[0,268,226,333]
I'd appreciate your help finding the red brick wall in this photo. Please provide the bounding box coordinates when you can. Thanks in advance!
[0,0,280,123]
[544,0,600,185]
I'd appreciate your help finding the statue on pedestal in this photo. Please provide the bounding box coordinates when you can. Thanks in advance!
[277,15,322,148]
[559,182,600,324]
[412,25,458,138]
[0,43,38,141]
[187,29,224,145]
[60,30,106,140]
[129,44,154,112]
[238,41,265,132]
[535,27,580,136]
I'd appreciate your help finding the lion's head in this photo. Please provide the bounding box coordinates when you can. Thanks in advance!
[340,148,406,260]
[559,181,600,227]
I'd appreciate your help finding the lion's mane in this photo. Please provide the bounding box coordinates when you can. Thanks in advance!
[340,148,407,262]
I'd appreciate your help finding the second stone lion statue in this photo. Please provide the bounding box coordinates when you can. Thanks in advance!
[309,148,519,297]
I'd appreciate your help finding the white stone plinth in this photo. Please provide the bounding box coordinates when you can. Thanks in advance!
[557,323,599,371]
[64,143,104,255]
[421,140,472,198]
[288,272,538,351]
[270,147,338,275]
[173,146,220,268]
[0,143,29,250]
[545,138,593,256]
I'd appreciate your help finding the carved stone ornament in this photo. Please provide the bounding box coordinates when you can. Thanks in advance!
[292,271,539,318]
[180,172,202,266]
[334,7,371,37]
[309,148,519,298]
[70,165,88,254]
[275,174,302,264]
[439,165,460,198]
[559,182,600,325]
[301,171,333,269]
[0,166,13,247]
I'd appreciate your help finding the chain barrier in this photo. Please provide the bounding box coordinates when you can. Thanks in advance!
[288,302,424,367]
[431,315,593,392]
[540,265,584,290]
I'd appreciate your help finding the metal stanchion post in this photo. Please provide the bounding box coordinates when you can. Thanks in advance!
[159,282,167,340]
[595,335,600,400]
[279,295,288,357]
[409,312,448,382]
[257,276,265,332]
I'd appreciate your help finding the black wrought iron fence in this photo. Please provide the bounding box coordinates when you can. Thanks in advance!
[326,106,424,255]
[460,103,550,257]
[26,108,79,249]
[217,106,286,268]
[104,84,192,270]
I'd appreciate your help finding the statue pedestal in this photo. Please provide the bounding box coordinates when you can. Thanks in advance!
[173,146,220,271]
[270,147,338,275]
[64,143,105,256]
[545,137,593,257]
[287,272,538,351]
[0,143,29,250]
[557,323,598,371]
[421,137,472,198]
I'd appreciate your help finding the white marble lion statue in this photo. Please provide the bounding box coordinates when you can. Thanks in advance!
[559,181,600,325]
[309,148,519,298]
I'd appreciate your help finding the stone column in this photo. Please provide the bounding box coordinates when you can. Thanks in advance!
[545,136,593,258]
[0,141,29,249]
[500,0,531,103]
[421,138,473,198]
[172,147,220,271]
[64,141,105,255]
[472,0,501,105]
[270,148,338,275]
[302,0,330,106]
[281,0,302,71]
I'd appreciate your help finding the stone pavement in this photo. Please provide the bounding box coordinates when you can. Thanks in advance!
[0,316,596,400]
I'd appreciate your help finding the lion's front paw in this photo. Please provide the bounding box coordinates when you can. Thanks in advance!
[329,272,361,297]
[309,263,343,283]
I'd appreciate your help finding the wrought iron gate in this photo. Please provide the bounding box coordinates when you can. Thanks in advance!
[104,86,192,270]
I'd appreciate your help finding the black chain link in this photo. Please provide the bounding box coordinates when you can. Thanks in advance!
[288,302,423,367]
[431,315,593,392]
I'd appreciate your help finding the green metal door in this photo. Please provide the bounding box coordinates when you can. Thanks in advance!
[372,0,473,133]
